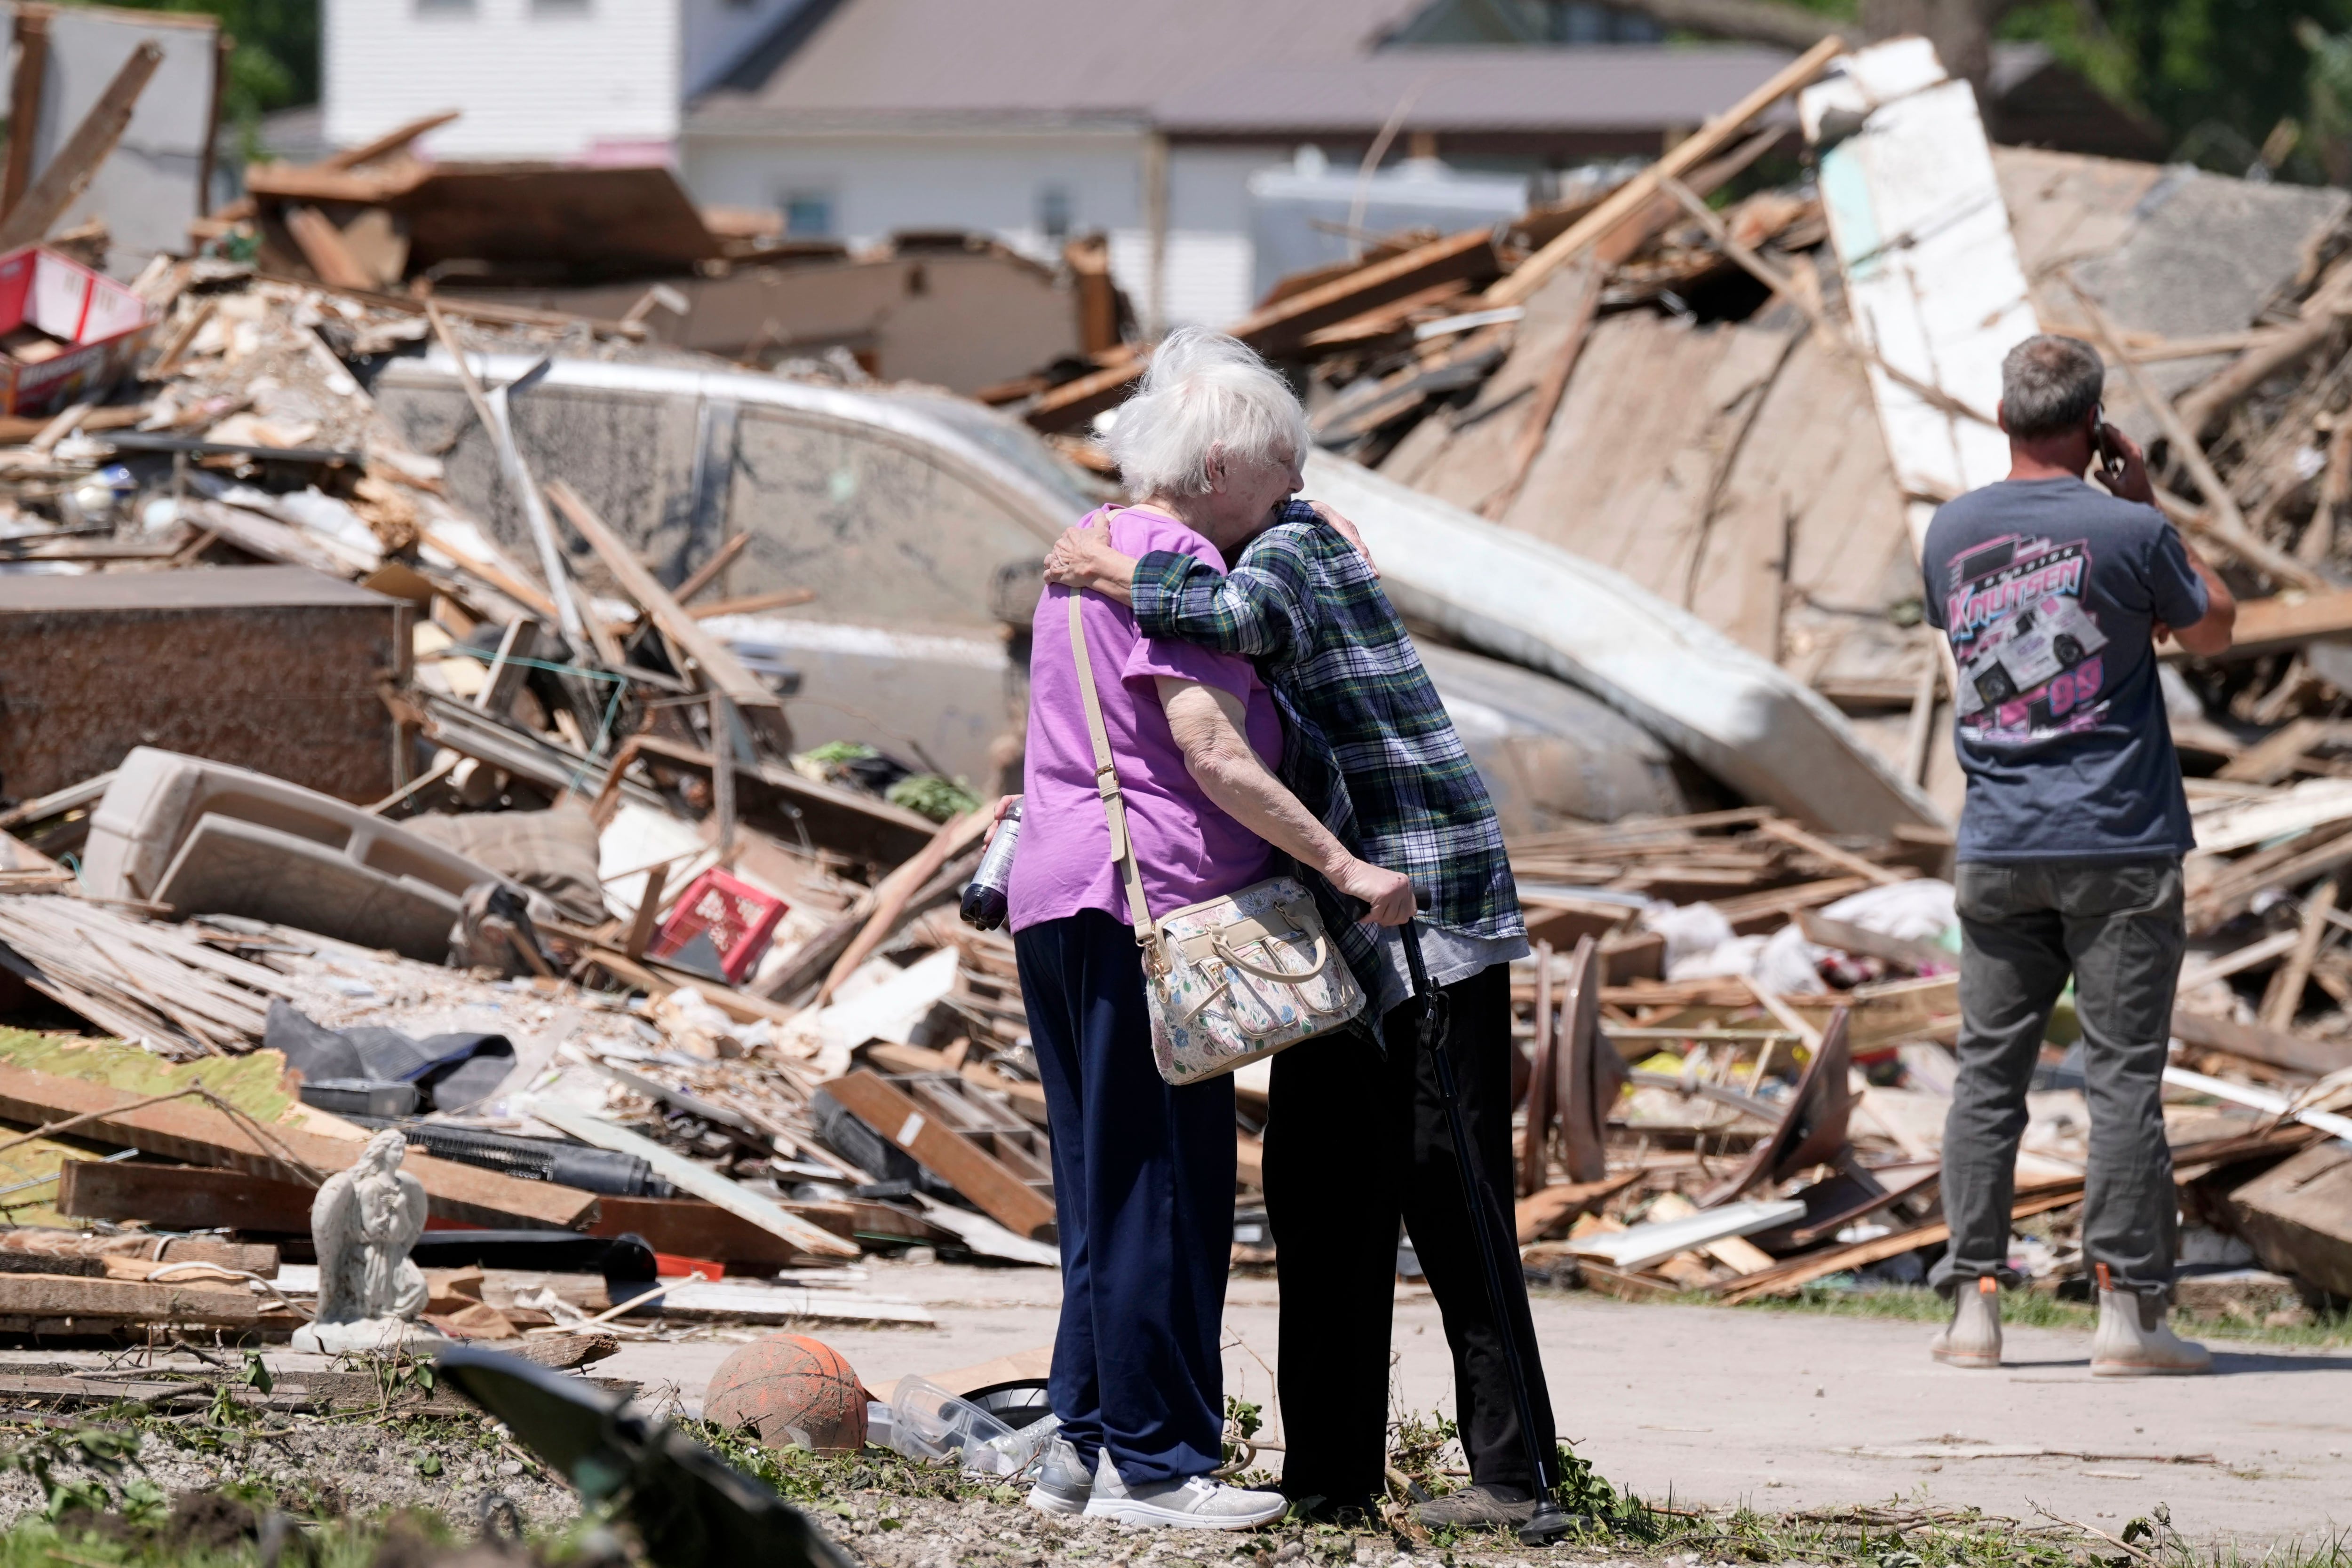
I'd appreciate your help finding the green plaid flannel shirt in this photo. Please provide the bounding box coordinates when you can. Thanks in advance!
[1130,502,1523,998]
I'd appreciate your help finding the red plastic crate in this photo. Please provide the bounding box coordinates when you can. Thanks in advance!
[647,869,788,984]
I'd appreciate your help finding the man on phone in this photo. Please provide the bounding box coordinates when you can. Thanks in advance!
[1922,333,2234,1376]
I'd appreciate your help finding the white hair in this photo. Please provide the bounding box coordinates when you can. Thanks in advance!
[1105,327,1310,498]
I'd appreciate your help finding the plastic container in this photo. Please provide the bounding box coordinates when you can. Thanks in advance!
[647,868,788,983]
[887,1376,1018,1473]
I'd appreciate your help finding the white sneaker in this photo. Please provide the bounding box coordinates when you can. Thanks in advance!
[1026,1434,1094,1516]
[1082,1453,1287,1530]
[2091,1273,2211,1377]
[1930,1275,2002,1369]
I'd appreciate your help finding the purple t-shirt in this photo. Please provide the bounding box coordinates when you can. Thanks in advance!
[1009,507,1283,933]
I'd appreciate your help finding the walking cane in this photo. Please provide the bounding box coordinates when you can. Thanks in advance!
[1399,918,1574,1547]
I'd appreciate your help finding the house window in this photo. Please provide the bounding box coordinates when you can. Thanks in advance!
[1038,184,1073,244]
[782,191,834,238]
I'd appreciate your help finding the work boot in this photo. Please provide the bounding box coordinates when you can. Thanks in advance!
[1025,1434,1094,1516]
[1413,1483,1537,1531]
[1084,1454,1287,1530]
[1930,1275,2002,1369]
[2090,1267,2211,1377]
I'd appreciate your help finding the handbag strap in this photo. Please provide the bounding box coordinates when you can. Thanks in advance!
[1065,583,1159,956]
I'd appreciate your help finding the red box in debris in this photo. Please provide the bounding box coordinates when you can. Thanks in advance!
[0,246,155,416]
[648,869,788,984]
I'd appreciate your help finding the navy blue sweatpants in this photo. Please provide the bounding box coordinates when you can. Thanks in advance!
[1016,909,1236,1485]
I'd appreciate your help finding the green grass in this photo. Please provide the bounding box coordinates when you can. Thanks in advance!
[1731,1283,2352,1349]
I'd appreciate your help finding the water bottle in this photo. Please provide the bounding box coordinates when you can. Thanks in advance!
[960,800,1021,930]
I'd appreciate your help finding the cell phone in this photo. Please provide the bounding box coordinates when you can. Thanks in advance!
[2092,404,2127,483]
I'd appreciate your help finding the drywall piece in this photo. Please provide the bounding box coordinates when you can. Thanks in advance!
[1801,38,2037,555]
[1567,1197,1805,1272]
[80,748,498,962]
[519,1095,857,1260]
[1303,451,1945,838]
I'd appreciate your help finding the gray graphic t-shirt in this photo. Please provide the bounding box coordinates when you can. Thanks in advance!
[1921,476,2209,864]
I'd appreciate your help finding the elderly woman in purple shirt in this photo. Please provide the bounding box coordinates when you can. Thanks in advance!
[1005,333,1411,1531]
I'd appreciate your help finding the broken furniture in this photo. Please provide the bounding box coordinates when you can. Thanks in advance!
[80,746,502,962]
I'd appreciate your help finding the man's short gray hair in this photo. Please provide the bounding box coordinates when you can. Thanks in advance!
[1106,326,1310,498]
[2002,334,2104,438]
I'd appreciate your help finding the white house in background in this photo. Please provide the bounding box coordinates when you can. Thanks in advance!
[320,0,805,163]
[314,0,2161,330]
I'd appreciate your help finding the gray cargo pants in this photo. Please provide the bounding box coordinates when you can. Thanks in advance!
[1930,857,2185,1302]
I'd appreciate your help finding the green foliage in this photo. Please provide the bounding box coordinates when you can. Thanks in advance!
[885,773,982,823]
[801,741,878,766]
[81,0,318,128]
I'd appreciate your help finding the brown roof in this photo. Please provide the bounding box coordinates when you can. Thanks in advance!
[689,0,1794,137]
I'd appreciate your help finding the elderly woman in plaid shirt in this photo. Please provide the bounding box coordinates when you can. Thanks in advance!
[1043,328,1557,1534]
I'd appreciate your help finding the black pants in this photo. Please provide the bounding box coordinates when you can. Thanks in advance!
[1263,962,1555,1510]
[1017,909,1236,1484]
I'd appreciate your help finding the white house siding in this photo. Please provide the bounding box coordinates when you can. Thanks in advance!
[684,129,1279,331]
[323,0,682,161]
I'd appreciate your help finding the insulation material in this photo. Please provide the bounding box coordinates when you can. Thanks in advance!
[1800,39,2037,555]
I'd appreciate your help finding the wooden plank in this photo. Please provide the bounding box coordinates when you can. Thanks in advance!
[671,532,750,606]
[1,7,49,217]
[1757,816,1907,886]
[687,587,816,619]
[1514,1171,1641,1243]
[0,1063,596,1230]
[2263,879,2339,1029]
[589,1195,842,1268]
[0,1272,280,1328]
[2213,590,2352,657]
[281,205,380,291]
[545,479,782,718]
[1795,909,1950,972]
[1482,37,1844,309]
[0,40,162,252]
[321,109,460,172]
[2170,1007,2352,1079]
[523,1097,855,1258]
[820,1070,1056,1240]
[1025,225,1503,432]
[2217,718,2347,784]
[59,1156,310,1233]
[818,807,993,1003]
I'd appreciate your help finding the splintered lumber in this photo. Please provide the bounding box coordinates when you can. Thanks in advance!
[1025,224,1505,431]
[1515,1171,1641,1243]
[522,1096,856,1259]
[1719,1180,2087,1303]
[546,479,786,722]
[1484,37,1843,310]
[0,1224,276,1277]
[282,205,380,291]
[821,1070,1057,1240]
[589,1195,865,1268]
[2218,589,2352,656]
[2169,1009,2352,1078]
[0,1272,284,1331]
[0,40,162,251]
[321,109,461,172]
[2228,1140,2352,1298]
[0,1062,596,1230]
[58,1158,312,1234]
[818,807,995,1003]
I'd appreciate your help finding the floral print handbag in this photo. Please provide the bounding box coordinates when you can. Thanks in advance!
[1066,593,1365,1085]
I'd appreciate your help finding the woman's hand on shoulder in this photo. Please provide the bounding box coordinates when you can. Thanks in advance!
[1307,501,1378,579]
[1043,516,1137,602]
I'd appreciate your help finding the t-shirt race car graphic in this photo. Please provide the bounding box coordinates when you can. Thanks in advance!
[1943,533,2109,736]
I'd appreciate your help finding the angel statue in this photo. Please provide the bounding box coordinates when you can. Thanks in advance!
[291,1128,441,1354]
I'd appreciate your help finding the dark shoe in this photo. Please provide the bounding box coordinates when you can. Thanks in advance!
[1412,1485,1536,1530]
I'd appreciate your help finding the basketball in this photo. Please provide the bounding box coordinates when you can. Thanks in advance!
[703,1333,870,1450]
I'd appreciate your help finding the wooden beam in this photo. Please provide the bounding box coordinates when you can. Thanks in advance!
[1,6,51,218]
[2068,281,2327,592]
[2176,270,2352,440]
[2263,879,2339,1029]
[818,807,994,1004]
[2171,1006,2352,1079]
[820,1070,1056,1240]
[0,40,162,252]
[1756,816,1907,886]
[688,587,816,620]
[282,204,379,291]
[671,532,750,606]
[0,1271,284,1329]
[59,1157,311,1233]
[322,109,460,172]
[545,478,784,717]
[0,1062,597,1230]
[2208,589,2352,657]
[1482,36,1845,310]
